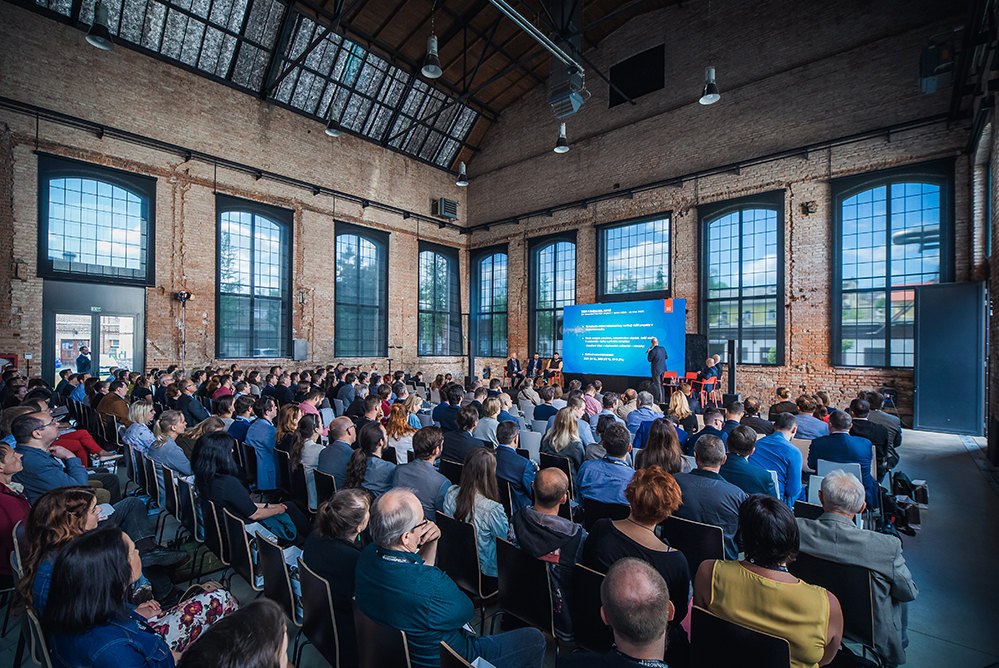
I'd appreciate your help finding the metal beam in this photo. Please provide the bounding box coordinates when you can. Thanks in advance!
[465,17,502,91]
[371,0,410,42]
[571,0,663,37]
[259,4,299,99]
[566,40,636,105]
[438,2,546,85]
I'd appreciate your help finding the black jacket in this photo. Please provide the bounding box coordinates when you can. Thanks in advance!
[441,430,489,464]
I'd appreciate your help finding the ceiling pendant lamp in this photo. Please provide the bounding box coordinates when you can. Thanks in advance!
[86,1,115,51]
[456,161,469,186]
[699,66,720,105]
[422,34,442,79]
[325,117,342,137]
[553,122,569,154]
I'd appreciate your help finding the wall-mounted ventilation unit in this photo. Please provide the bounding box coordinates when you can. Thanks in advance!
[435,198,459,219]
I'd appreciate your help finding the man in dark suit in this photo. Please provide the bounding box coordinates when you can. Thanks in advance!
[719,426,777,497]
[441,406,489,463]
[432,385,464,432]
[495,420,538,513]
[807,410,878,507]
[317,417,357,490]
[740,397,775,435]
[526,353,543,379]
[721,401,743,435]
[674,436,747,559]
[646,338,668,403]
[176,379,210,428]
[865,391,902,466]
[506,352,525,386]
[850,398,893,482]
[273,373,295,406]
[685,407,728,456]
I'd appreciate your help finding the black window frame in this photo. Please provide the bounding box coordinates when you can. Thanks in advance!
[215,194,293,359]
[831,159,954,369]
[471,244,509,358]
[699,190,786,366]
[334,221,389,358]
[37,153,156,286]
[418,240,463,357]
[596,213,672,303]
[528,231,577,358]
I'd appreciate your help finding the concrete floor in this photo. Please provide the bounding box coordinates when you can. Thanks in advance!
[2,427,997,667]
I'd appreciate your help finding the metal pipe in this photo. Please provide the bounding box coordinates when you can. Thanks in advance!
[486,0,584,76]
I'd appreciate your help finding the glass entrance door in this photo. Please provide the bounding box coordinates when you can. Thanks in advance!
[53,313,93,383]
[98,315,135,378]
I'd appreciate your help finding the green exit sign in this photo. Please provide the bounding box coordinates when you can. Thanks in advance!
[91,306,101,312]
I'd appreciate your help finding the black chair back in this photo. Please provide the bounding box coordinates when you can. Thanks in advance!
[690,606,790,668]
[516,448,531,460]
[539,453,574,499]
[256,530,298,623]
[298,558,349,668]
[440,642,474,668]
[203,499,230,565]
[133,450,149,496]
[122,443,137,491]
[571,564,613,654]
[353,602,412,668]
[177,477,202,542]
[582,498,630,531]
[788,552,876,649]
[161,467,180,522]
[659,516,724,576]
[222,508,261,592]
[381,446,398,465]
[314,469,337,505]
[497,479,513,518]
[496,537,554,637]
[439,459,463,486]
[241,442,259,490]
[143,456,162,509]
[290,462,311,514]
[436,512,495,601]
[231,437,244,469]
[407,450,416,463]
[793,501,824,520]
[274,448,292,495]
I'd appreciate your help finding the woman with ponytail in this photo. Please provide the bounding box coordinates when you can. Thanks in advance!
[302,488,370,668]
[289,415,324,509]
[343,422,395,497]
[147,410,192,492]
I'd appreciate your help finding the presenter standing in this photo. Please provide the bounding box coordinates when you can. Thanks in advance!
[647,338,668,403]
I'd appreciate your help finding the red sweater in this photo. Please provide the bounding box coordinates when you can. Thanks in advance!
[0,482,30,582]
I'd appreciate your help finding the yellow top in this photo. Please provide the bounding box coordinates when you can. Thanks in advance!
[707,560,830,668]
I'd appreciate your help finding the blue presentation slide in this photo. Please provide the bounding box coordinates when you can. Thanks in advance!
[562,299,686,377]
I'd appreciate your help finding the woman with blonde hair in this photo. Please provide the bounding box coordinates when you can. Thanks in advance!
[540,406,585,476]
[275,403,302,452]
[122,400,157,453]
[402,392,424,430]
[443,447,507,578]
[384,402,418,457]
[149,411,193,490]
[668,385,698,435]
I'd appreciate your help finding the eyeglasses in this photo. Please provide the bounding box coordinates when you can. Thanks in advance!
[408,519,429,534]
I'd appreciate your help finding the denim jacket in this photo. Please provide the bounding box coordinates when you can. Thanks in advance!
[50,609,174,668]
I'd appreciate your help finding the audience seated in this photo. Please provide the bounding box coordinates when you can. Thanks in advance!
[721,401,744,435]
[767,387,799,422]
[442,405,489,463]
[443,447,508,579]
[557,558,674,668]
[385,402,418,456]
[122,400,157,453]
[797,470,917,666]
[392,426,453,520]
[403,393,425,430]
[667,385,699,435]
[95,379,134,428]
[147,410,194,493]
[576,423,635,505]
[807,410,878,508]
[355,487,547,668]
[625,391,659,434]
[674,436,746,559]
[245,396,279,493]
[176,379,211,428]
[588,392,625,441]
[719,426,778,497]
[175,416,226,461]
[432,385,463,433]
[317,416,357,491]
[533,385,559,422]
[694,495,844,668]
[740,397,775,435]
[749,412,803,506]
[0,441,29,589]
[302,488,371,668]
[344,422,396,497]
[519,377,543,407]
[226,395,256,443]
[473,396,502,445]
[345,384,370,422]
[336,372,358,406]
[634,418,690,475]
[177,599,287,668]
[541,407,586,478]
[494,420,538,513]
[849,398,893,482]
[289,415,324,509]
[865,391,902,465]
[684,407,728,457]
[794,395,830,440]
[547,395,596,447]
[581,466,691,666]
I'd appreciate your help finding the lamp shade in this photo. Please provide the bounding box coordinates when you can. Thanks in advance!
[422,35,442,79]
[699,66,720,105]
[325,117,342,137]
[554,122,569,154]
[86,1,115,51]
[456,162,469,187]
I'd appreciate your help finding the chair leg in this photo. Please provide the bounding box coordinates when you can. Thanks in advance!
[0,595,10,637]
[12,625,25,666]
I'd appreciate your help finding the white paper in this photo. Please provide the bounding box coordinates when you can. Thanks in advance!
[97,503,115,521]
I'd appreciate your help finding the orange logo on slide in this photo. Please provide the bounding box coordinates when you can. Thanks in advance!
[664,299,673,313]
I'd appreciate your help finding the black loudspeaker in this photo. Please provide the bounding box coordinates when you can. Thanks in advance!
[722,393,742,407]
[727,339,737,394]
[686,334,707,374]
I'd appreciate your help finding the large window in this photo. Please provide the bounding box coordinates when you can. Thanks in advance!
[833,161,953,367]
[38,155,155,285]
[701,191,784,365]
[530,234,576,358]
[418,243,462,356]
[217,196,291,358]
[598,215,670,301]
[473,247,508,357]
[335,223,388,357]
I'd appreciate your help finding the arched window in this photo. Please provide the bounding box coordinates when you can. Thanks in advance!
[833,162,953,367]
[473,249,508,357]
[530,235,576,357]
[335,224,388,357]
[39,155,155,285]
[418,243,462,356]
[701,191,783,365]
[217,196,291,358]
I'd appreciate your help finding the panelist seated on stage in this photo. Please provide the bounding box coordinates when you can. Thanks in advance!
[544,353,563,380]
[506,353,525,385]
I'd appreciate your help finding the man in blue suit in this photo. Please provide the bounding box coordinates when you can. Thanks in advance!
[808,410,878,508]
[646,338,668,403]
[719,425,777,497]
[495,420,538,513]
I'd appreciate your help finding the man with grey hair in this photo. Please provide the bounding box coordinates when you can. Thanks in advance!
[797,471,917,666]
[558,557,674,667]
[355,488,546,668]
[625,391,659,434]
[673,435,747,559]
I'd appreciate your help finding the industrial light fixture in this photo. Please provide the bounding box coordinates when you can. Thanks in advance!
[554,123,569,154]
[699,66,720,105]
[86,1,115,51]
[422,34,442,79]
[325,117,341,137]
[456,162,469,187]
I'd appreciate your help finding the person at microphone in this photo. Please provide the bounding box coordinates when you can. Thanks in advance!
[647,338,668,403]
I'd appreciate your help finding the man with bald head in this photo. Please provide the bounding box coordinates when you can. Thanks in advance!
[355,488,546,668]
[558,558,674,667]
[510,467,587,641]
[647,337,668,403]
[316,416,357,490]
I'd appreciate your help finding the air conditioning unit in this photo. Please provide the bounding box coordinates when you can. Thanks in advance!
[920,41,955,94]
[435,198,458,220]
